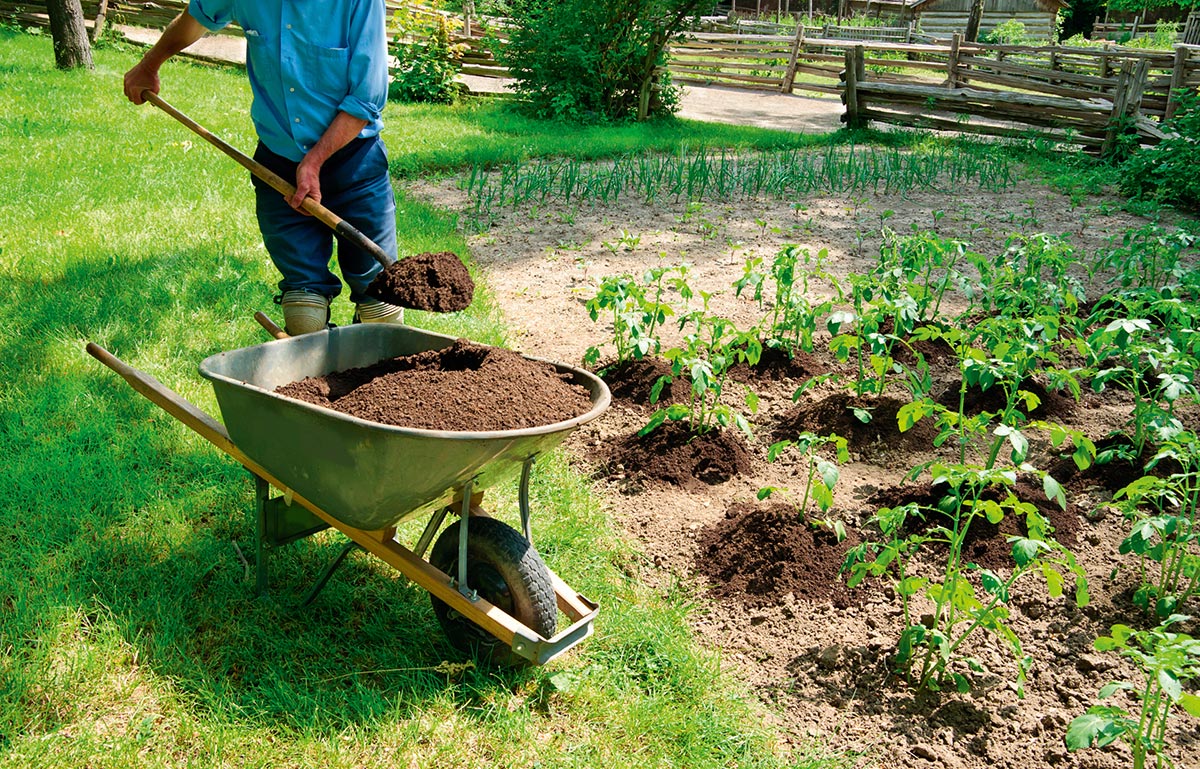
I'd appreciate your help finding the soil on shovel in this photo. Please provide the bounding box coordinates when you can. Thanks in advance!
[275,339,592,431]
[368,251,475,313]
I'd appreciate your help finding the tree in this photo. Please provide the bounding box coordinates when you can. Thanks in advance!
[964,0,985,42]
[498,0,716,123]
[46,0,94,70]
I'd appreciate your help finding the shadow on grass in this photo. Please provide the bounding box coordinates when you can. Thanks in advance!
[0,251,532,736]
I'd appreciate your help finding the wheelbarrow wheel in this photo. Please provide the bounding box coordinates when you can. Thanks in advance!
[429,516,556,665]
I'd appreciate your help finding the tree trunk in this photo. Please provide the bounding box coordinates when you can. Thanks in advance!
[47,0,94,70]
[964,0,985,42]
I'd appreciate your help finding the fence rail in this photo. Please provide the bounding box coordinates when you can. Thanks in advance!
[840,43,1175,156]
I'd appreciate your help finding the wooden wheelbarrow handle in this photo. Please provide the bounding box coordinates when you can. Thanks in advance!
[141,90,395,270]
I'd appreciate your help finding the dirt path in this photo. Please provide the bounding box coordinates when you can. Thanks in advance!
[119,26,843,135]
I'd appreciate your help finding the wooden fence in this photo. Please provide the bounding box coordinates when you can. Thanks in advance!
[840,43,1180,155]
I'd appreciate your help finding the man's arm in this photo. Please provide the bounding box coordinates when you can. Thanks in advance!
[288,111,368,213]
[123,12,209,104]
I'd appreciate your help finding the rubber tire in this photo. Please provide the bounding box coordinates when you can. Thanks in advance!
[429,516,556,666]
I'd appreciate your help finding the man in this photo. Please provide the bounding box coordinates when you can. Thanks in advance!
[124,0,404,335]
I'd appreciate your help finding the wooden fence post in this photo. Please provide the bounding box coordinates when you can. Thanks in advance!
[781,22,806,93]
[1165,44,1189,122]
[842,46,866,129]
[1103,59,1149,157]
[89,0,108,44]
[946,32,961,88]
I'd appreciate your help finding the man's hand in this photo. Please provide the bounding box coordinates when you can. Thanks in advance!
[286,112,369,214]
[289,155,323,215]
[124,60,160,104]
[122,12,207,105]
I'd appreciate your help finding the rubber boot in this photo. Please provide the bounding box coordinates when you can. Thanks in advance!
[354,297,404,325]
[280,290,331,335]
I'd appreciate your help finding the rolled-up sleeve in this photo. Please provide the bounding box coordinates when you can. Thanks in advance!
[187,0,234,32]
[337,0,388,123]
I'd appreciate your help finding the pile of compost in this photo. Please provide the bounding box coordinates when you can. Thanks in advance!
[276,339,592,431]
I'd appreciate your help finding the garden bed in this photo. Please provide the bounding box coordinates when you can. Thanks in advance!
[414,155,1200,769]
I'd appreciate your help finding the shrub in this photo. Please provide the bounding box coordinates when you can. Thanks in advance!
[496,0,715,122]
[1120,91,1200,209]
[389,12,465,104]
[980,19,1031,46]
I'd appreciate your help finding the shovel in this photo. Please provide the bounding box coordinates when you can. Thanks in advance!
[140,90,472,313]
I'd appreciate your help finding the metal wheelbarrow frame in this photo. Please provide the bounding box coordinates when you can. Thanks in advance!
[85,321,611,665]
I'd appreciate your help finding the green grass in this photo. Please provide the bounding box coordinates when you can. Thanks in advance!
[0,29,849,768]
[383,98,841,177]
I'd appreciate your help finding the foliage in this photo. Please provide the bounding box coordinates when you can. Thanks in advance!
[642,303,762,437]
[497,0,714,122]
[583,263,693,367]
[389,12,466,105]
[734,244,841,356]
[1066,616,1200,769]
[1113,431,1200,618]
[844,464,1089,693]
[759,432,850,540]
[980,19,1032,46]
[1121,91,1200,209]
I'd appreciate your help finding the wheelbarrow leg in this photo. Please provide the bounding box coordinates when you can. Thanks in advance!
[299,540,363,607]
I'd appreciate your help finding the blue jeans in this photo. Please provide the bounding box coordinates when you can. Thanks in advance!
[251,137,398,303]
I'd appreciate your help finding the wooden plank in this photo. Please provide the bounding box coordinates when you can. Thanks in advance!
[960,55,1117,89]
[856,81,1112,111]
[858,107,1104,146]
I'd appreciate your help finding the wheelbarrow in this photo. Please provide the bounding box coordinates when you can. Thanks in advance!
[86,321,611,665]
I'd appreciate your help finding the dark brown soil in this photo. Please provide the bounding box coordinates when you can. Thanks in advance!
[275,339,592,431]
[937,377,1078,420]
[367,251,475,313]
[598,357,691,407]
[606,420,754,491]
[727,345,837,383]
[697,502,866,608]
[866,478,1081,571]
[775,392,939,453]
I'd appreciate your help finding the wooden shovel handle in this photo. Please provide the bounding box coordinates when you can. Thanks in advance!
[142,90,395,269]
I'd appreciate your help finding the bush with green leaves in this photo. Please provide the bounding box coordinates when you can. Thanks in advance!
[1066,615,1200,769]
[1121,91,1200,209]
[980,19,1032,46]
[389,13,465,104]
[496,0,714,122]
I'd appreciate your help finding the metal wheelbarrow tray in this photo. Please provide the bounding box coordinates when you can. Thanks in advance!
[86,323,611,665]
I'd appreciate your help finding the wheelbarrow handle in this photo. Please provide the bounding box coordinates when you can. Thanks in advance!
[85,342,238,455]
[140,90,395,270]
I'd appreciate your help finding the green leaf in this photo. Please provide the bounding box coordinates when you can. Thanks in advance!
[851,407,872,424]
[1158,670,1182,703]
[1179,692,1200,717]
[1043,474,1067,511]
[1011,538,1042,567]
[757,487,778,501]
[819,460,840,491]
[1065,713,1122,750]
[980,570,1008,600]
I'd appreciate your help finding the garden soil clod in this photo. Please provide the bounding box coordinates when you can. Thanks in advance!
[275,339,591,431]
[368,251,475,313]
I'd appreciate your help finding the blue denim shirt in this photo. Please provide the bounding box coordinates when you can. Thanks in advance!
[187,0,388,161]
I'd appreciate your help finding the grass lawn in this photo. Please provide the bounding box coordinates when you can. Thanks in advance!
[0,28,847,768]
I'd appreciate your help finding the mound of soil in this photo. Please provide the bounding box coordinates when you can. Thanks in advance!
[599,357,691,407]
[606,420,753,490]
[275,339,592,431]
[868,477,1081,571]
[774,392,939,453]
[368,251,475,313]
[697,502,865,608]
[727,345,835,383]
[936,377,1077,420]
